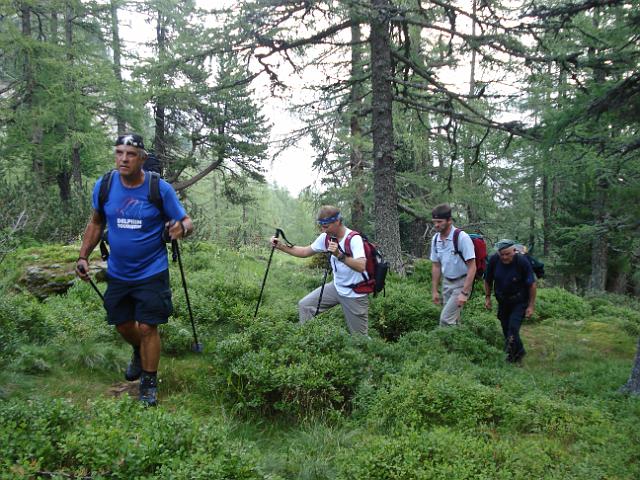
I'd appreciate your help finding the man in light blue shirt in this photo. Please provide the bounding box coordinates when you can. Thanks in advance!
[430,204,476,326]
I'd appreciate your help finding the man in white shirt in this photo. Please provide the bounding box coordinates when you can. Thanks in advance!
[430,203,476,326]
[270,205,369,335]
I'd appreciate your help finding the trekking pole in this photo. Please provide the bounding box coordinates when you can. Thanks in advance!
[254,228,293,319]
[171,239,203,353]
[315,236,336,316]
[78,265,104,302]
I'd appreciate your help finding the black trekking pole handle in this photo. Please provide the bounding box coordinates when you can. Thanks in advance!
[78,265,104,302]
[173,239,202,353]
[254,229,281,319]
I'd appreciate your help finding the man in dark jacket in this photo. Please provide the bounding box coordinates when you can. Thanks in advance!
[484,239,537,363]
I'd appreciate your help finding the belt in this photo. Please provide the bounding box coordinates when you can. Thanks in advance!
[445,274,466,281]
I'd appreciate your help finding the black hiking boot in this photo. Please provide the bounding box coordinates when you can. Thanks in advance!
[124,349,142,381]
[139,372,158,407]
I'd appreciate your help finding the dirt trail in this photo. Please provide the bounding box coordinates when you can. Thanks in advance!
[107,381,138,398]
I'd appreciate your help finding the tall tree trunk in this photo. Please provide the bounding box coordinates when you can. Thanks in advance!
[462,0,479,225]
[610,270,628,294]
[65,1,81,193]
[370,0,405,275]
[20,3,33,106]
[20,3,45,177]
[529,163,536,249]
[542,170,550,256]
[587,13,608,293]
[349,17,365,232]
[56,168,71,203]
[110,0,127,134]
[153,9,167,167]
[620,336,640,396]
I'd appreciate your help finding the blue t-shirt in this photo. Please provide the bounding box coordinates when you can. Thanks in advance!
[485,253,535,302]
[92,171,187,281]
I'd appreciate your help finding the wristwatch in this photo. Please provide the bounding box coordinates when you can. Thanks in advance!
[460,291,469,297]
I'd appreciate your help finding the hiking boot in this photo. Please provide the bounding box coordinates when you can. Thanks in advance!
[124,349,142,381]
[139,373,158,407]
[513,350,526,364]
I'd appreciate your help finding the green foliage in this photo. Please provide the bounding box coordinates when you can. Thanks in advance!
[335,427,569,480]
[369,277,440,340]
[214,317,368,418]
[427,326,505,364]
[0,241,638,479]
[586,294,640,336]
[0,294,56,358]
[535,287,591,321]
[0,397,266,479]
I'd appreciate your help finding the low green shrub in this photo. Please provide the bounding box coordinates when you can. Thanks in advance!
[160,321,197,355]
[404,259,433,288]
[9,345,53,374]
[0,398,77,472]
[369,281,440,341]
[0,397,266,479]
[427,326,505,364]
[214,317,368,418]
[364,367,504,431]
[335,427,569,479]
[463,312,504,349]
[501,390,607,436]
[535,287,591,321]
[589,303,640,336]
[0,294,58,365]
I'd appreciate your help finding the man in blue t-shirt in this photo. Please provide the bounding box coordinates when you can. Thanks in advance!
[484,239,537,363]
[76,133,193,406]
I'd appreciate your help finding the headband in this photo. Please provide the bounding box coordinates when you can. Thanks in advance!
[115,134,145,150]
[317,213,341,225]
[431,211,451,220]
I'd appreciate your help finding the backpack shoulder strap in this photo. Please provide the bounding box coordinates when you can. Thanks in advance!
[515,253,528,280]
[343,230,360,257]
[452,228,460,254]
[147,172,164,215]
[453,228,468,263]
[97,169,115,216]
[433,232,440,254]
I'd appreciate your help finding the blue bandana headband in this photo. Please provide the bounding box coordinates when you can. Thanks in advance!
[317,213,341,225]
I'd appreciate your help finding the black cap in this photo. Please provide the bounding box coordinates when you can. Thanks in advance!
[115,133,145,150]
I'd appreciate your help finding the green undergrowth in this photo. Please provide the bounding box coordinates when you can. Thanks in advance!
[0,242,639,479]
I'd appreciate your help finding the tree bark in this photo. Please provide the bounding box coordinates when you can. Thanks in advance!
[20,3,33,105]
[620,336,640,396]
[110,0,127,134]
[349,17,365,232]
[65,1,82,193]
[370,0,405,275]
[529,163,537,249]
[153,9,167,167]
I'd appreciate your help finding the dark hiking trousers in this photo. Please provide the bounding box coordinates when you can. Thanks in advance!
[497,301,526,362]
